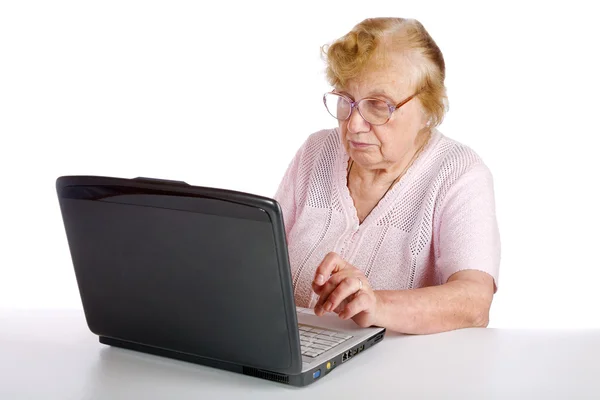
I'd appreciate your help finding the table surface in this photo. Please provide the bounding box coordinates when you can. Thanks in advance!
[1,309,599,399]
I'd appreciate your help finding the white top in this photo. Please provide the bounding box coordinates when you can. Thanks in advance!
[2,309,599,399]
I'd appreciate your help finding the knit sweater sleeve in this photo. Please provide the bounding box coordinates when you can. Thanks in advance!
[273,145,303,240]
[434,162,501,291]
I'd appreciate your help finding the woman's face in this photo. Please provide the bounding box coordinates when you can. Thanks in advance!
[336,55,429,170]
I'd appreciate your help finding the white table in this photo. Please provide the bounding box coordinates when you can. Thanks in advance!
[1,309,599,399]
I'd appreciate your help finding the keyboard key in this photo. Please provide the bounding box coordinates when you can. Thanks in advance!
[332,333,352,339]
[310,343,329,351]
[316,334,338,341]
[313,338,338,347]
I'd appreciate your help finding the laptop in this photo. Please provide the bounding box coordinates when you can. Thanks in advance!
[56,175,386,387]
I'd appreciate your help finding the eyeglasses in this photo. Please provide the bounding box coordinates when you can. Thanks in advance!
[323,91,419,126]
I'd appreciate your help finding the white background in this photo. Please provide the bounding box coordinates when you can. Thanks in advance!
[1,1,598,329]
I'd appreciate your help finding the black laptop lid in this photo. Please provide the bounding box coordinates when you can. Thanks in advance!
[56,176,302,374]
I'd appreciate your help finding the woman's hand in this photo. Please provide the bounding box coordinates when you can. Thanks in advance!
[312,252,380,328]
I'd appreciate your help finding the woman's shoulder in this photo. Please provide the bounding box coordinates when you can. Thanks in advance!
[422,130,496,212]
[292,128,342,165]
[429,130,491,178]
[302,128,340,151]
[419,130,496,207]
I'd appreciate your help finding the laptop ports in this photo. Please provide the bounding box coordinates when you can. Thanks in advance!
[342,344,366,364]
[341,349,353,363]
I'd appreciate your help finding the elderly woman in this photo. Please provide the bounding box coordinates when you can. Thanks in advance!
[274,17,500,335]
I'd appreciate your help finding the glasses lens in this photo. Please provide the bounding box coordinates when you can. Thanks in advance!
[359,99,391,125]
[324,93,351,120]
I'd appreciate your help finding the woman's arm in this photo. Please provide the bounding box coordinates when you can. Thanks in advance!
[373,269,494,334]
[273,146,303,238]
[312,253,495,333]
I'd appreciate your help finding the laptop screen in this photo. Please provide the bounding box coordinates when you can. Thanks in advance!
[58,182,299,371]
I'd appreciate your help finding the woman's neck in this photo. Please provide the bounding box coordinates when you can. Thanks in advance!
[349,131,430,190]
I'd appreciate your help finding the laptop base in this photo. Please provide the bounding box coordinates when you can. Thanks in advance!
[100,330,385,387]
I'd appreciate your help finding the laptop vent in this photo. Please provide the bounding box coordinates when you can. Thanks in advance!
[242,367,289,384]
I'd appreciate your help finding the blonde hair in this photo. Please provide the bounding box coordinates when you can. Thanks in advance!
[322,18,448,127]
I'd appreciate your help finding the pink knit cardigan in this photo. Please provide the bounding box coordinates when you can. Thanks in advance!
[274,128,500,308]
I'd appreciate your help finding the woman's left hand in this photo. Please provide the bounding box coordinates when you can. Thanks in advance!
[312,252,380,328]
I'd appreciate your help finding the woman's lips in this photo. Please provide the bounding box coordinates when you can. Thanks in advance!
[349,140,372,149]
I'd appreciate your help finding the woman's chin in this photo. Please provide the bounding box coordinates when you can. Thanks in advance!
[349,152,378,167]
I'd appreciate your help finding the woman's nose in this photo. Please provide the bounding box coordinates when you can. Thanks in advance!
[346,106,369,133]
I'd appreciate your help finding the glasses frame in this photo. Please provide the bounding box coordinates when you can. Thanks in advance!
[323,91,420,126]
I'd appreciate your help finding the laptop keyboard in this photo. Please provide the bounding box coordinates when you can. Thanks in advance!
[298,324,353,358]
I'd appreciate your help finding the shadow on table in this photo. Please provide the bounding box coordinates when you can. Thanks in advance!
[81,344,301,398]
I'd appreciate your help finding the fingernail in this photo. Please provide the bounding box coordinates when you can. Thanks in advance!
[325,301,332,312]
[315,274,325,285]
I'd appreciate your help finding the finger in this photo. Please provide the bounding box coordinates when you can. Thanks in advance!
[313,268,349,299]
[314,274,349,316]
[339,291,372,320]
[321,276,363,314]
[333,299,347,314]
[313,252,348,287]
[314,270,353,310]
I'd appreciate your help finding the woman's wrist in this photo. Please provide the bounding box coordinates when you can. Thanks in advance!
[371,290,389,328]
[370,290,414,332]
